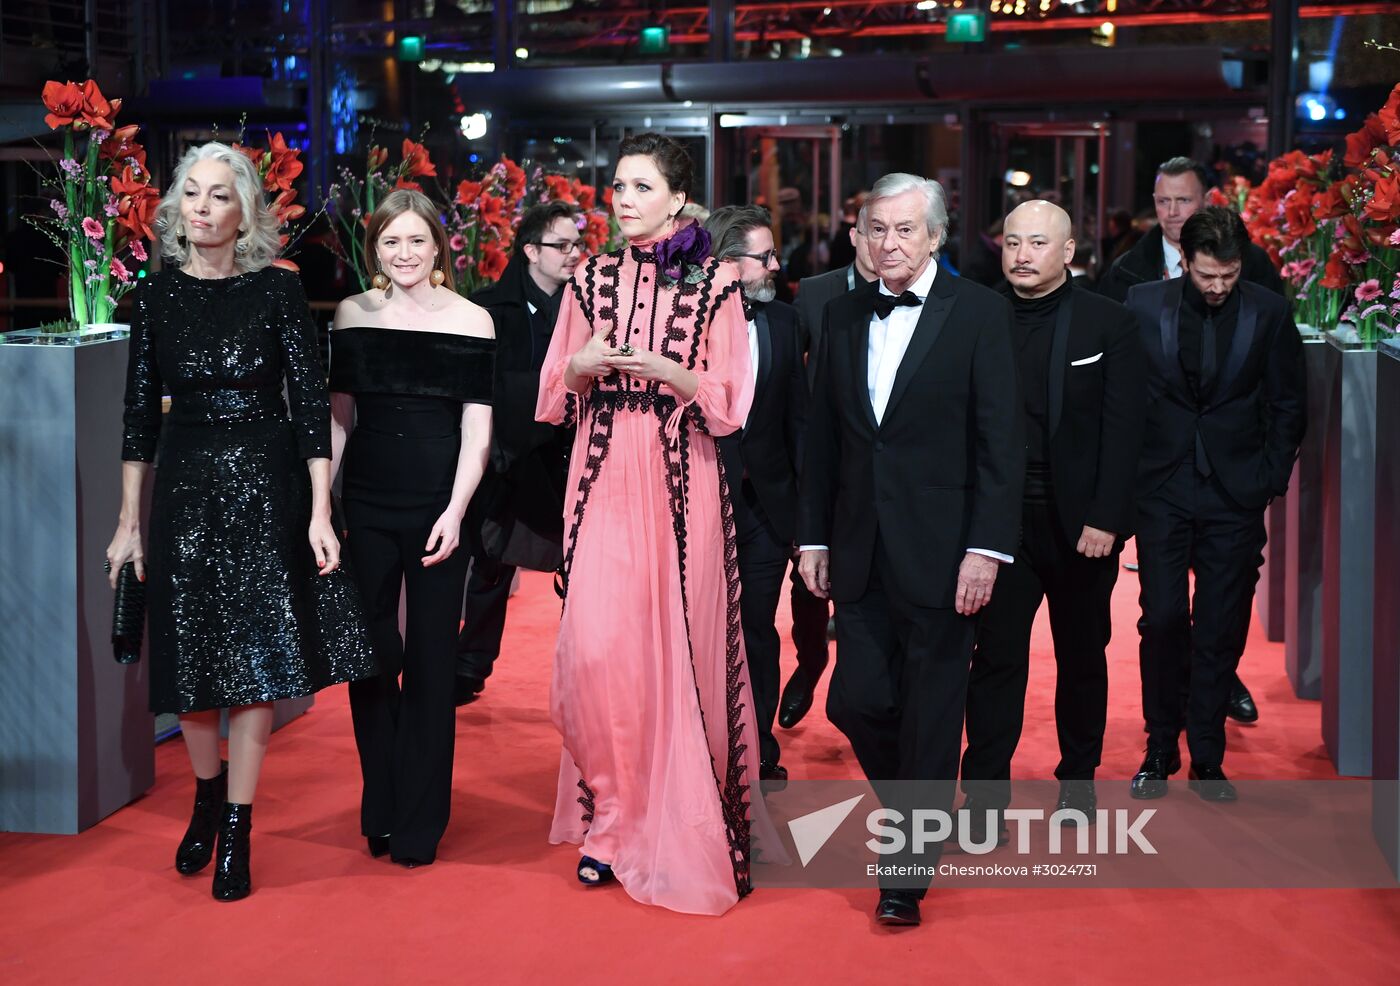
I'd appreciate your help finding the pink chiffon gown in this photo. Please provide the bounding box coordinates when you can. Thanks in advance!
[536,234,780,915]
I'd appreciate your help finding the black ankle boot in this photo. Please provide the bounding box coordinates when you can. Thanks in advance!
[175,762,228,875]
[211,802,253,902]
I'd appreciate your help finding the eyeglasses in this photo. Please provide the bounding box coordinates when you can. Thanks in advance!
[536,240,583,254]
[735,249,778,266]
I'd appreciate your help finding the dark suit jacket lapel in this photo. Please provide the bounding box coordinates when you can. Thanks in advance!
[1048,288,1074,436]
[882,263,954,425]
[754,307,774,397]
[1212,287,1257,404]
[848,282,880,431]
[1158,279,1189,394]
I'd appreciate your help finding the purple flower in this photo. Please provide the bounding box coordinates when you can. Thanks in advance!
[103,197,120,217]
[655,222,712,282]
[50,199,68,221]
[59,158,81,177]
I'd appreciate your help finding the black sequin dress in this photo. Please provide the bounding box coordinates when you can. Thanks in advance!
[122,267,376,714]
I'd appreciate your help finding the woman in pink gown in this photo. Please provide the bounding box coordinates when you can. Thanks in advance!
[536,133,776,915]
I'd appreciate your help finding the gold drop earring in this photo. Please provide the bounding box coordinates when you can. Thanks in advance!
[371,263,390,291]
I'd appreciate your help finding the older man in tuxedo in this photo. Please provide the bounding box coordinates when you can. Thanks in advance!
[798,173,1022,927]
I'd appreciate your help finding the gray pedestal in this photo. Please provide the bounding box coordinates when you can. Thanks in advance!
[1320,337,1378,778]
[0,335,155,833]
[1285,332,1329,700]
[1373,340,1400,877]
[1256,495,1287,642]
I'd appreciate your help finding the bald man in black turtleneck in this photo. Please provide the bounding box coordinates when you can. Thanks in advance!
[960,201,1147,839]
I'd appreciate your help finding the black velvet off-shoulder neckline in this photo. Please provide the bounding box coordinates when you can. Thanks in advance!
[329,326,494,404]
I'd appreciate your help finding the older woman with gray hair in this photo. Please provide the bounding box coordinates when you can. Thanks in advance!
[105,141,375,901]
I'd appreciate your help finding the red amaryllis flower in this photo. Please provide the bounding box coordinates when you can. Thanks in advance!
[263,133,303,192]
[502,158,526,199]
[1283,187,1317,240]
[603,185,614,208]
[113,166,159,241]
[1345,114,1388,168]
[544,174,576,205]
[1378,82,1400,147]
[1320,252,1352,290]
[582,212,610,253]
[79,79,118,131]
[42,80,85,129]
[367,146,389,171]
[272,257,300,272]
[478,193,507,231]
[479,244,508,282]
[1313,180,1350,221]
[100,124,147,174]
[1365,175,1400,224]
[401,139,436,179]
[574,180,597,211]
[456,179,482,206]
[271,188,305,226]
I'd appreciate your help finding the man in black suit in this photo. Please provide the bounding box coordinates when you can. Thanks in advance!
[961,201,1146,838]
[1124,207,1305,802]
[1099,155,1279,724]
[455,203,580,705]
[798,173,1022,927]
[777,222,879,729]
[705,205,807,782]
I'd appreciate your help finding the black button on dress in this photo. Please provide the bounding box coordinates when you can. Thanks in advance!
[121,266,376,714]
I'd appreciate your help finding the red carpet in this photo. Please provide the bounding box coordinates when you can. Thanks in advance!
[2,546,1397,984]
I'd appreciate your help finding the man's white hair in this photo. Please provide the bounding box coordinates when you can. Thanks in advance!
[857,173,949,253]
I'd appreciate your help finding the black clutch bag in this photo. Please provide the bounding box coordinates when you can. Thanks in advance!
[112,562,146,665]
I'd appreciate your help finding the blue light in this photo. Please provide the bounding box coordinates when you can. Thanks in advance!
[469,153,480,163]
[1307,98,1327,122]
[1334,107,1347,121]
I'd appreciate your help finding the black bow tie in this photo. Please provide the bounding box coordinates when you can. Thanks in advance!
[742,297,756,321]
[871,290,922,320]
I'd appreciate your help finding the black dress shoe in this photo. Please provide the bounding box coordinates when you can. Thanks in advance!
[874,891,921,926]
[760,761,788,782]
[391,854,435,868]
[777,670,815,729]
[211,802,253,902]
[1054,780,1097,825]
[367,835,391,858]
[1187,764,1238,802]
[175,762,228,875]
[1227,679,1259,723]
[1129,744,1182,800]
[453,673,485,707]
[956,796,1009,849]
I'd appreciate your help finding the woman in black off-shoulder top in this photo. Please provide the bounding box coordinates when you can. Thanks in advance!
[330,189,495,867]
[106,142,376,902]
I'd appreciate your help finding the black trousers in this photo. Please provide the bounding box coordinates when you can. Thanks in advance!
[456,552,515,681]
[734,483,789,766]
[962,500,1119,808]
[828,536,974,897]
[1136,459,1267,767]
[789,564,832,682]
[345,514,470,863]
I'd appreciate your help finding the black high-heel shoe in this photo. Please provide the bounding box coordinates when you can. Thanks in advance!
[367,836,391,858]
[577,855,614,886]
[211,802,253,902]
[175,761,228,875]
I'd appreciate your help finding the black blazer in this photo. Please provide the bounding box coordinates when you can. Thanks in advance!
[999,281,1148,541]
[1124,278,1306,510]
[794,264,867,388]
[715,300,807,543]
[797,265,1024,608]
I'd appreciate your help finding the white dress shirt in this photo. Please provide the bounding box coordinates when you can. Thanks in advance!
[747,317,760,390]
[1162,239,1183,280]
[800,258,1012,565]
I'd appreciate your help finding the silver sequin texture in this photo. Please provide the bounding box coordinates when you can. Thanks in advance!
[122,267,376,713]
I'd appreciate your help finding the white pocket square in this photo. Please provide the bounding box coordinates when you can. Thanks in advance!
[1070,352,1104,366]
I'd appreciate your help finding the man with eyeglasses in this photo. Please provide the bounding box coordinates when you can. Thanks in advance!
[455,202,581,705]
[704,205,807,783]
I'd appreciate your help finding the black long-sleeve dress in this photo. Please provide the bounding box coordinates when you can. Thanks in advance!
[121,266,376,714]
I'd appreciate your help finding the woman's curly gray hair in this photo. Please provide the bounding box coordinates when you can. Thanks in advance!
[154,141,282,272]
